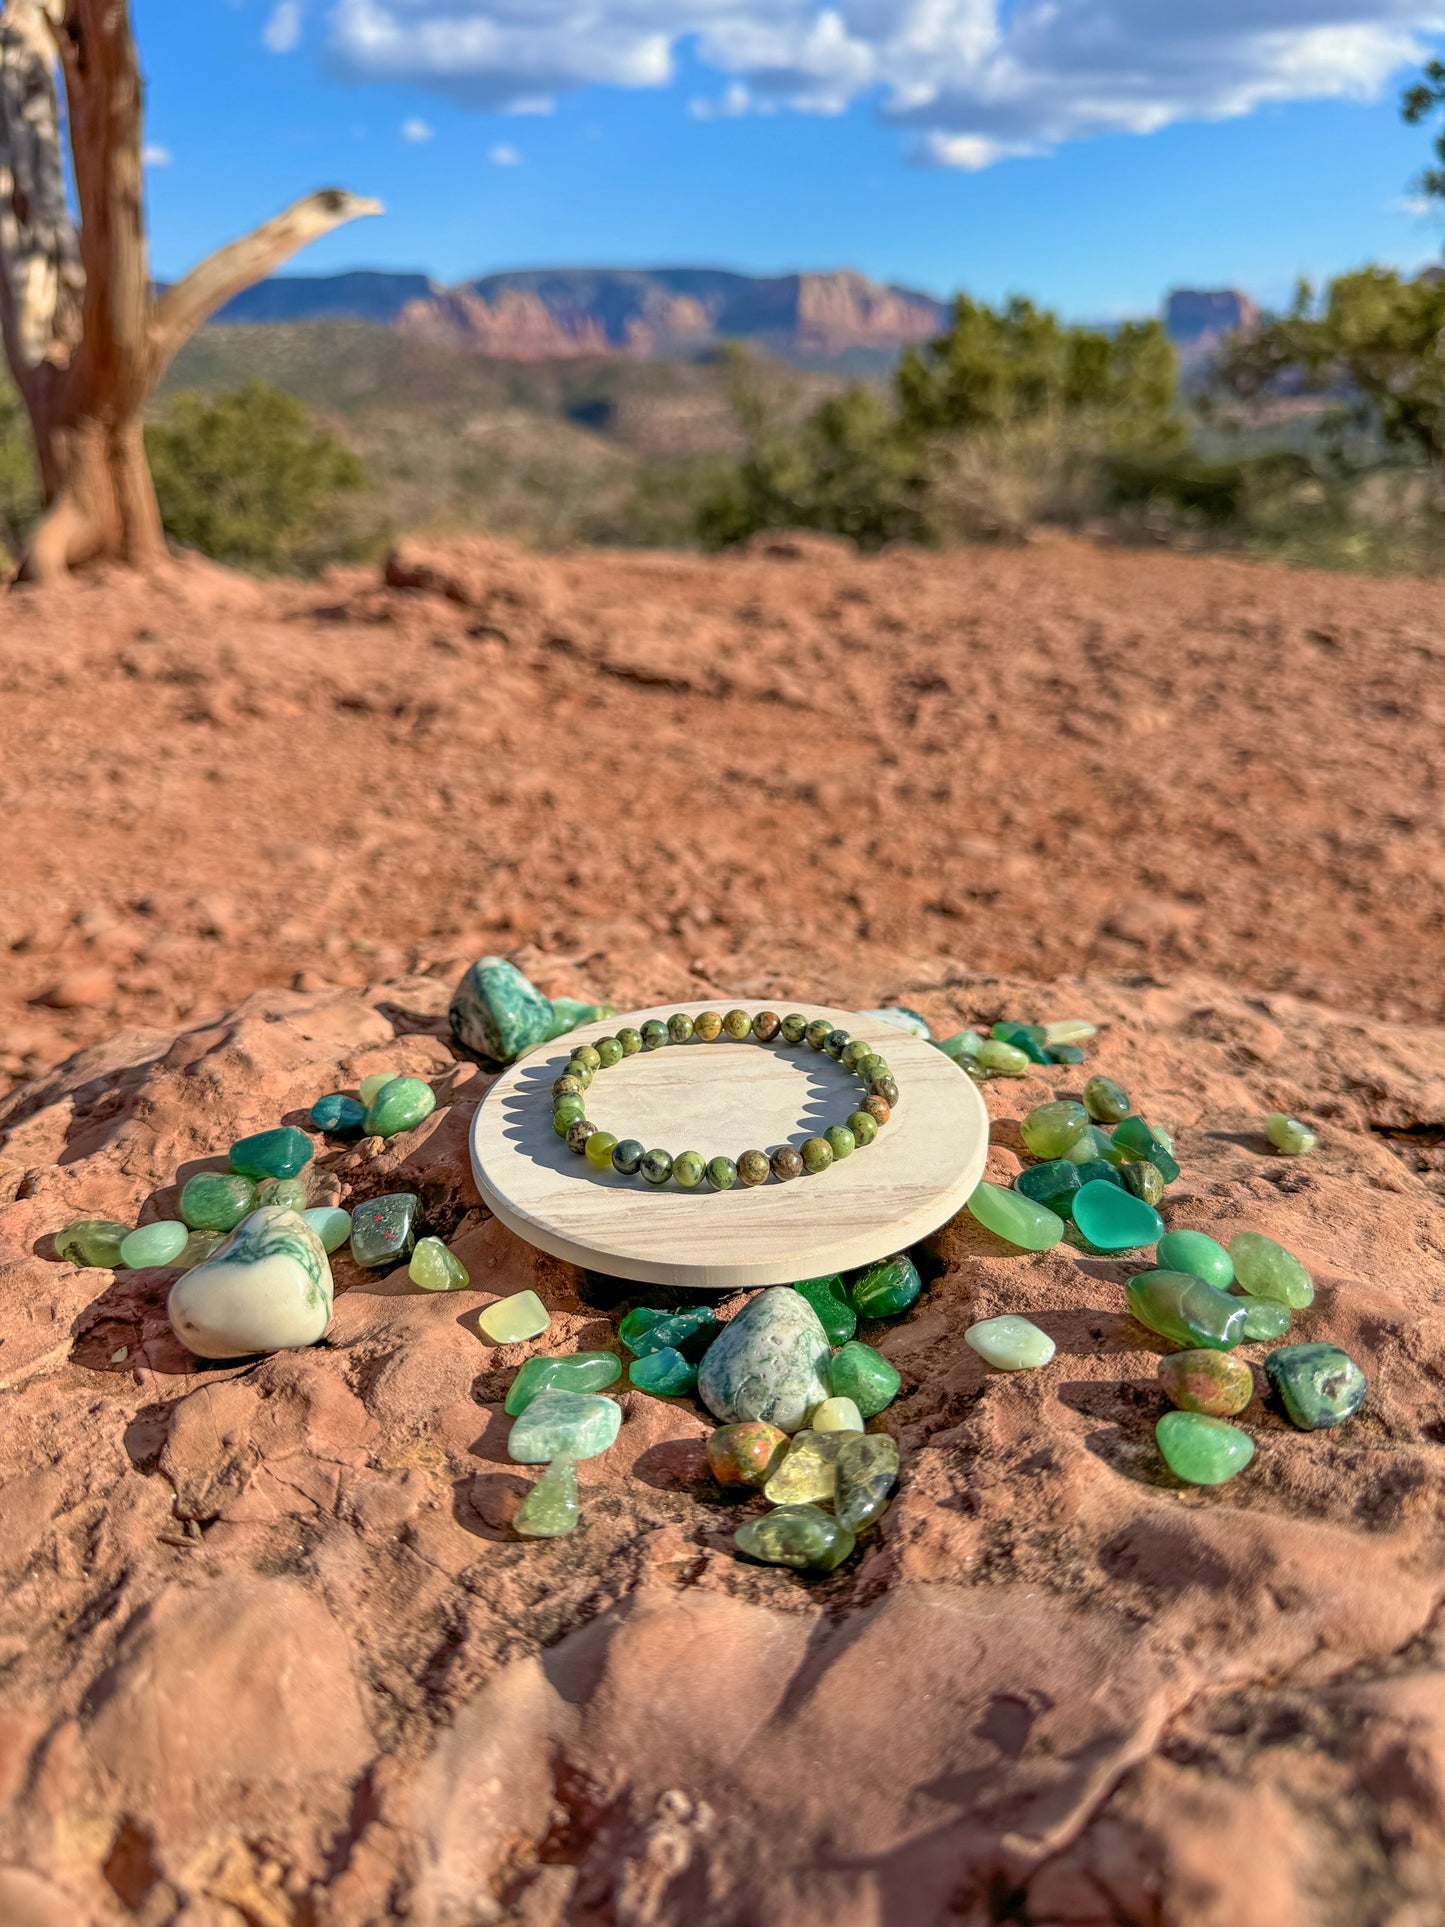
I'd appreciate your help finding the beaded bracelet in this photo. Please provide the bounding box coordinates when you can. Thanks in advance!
[549,1008,900,1190]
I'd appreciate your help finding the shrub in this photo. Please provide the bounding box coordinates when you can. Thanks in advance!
[0,382,41,567]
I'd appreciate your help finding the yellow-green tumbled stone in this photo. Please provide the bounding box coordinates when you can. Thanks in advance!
[1266,1112,1317,1155]
[55,1219,131,1268]
[724,1008,753,1040]
[975,1039,1030,1077]
[966,1181,1065,1252]
[119,1220,189,1269]
[513,1457,579,1537]
[478,1289,551,1344]
[763,1429,846,1504]
[357,1072,394,1105]
[735,1505,854,1573]
[834,1432,900,1531]
[409,1237,470,1292]
[1020,1101,1089,1159]
[1228,1232,1314,1308]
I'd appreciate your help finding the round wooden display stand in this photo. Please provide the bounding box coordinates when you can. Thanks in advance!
[469,1000,990,1290]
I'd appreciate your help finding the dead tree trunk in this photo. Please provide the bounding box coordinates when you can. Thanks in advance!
[0,0,380,581]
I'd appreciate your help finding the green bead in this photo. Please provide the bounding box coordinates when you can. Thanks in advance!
[349,1193,419,1268]
[667,1012,695,1044]
[824,1029,850,1060]
[771,1146,805,1182]
[974,1039,1030,1077]
[409,1236,470,1292]
[612,1138,645,1176]
[850,1255,921,1319]
[565,1057,594,1089]
[1122,1161,1166,1205]
[1264,1343,1366,1429]
[1156,1229,1234,1290]
[257,1176,308,1213]
[1071,1181,1163,1252]
[639,1148,674,1186]
[834,1433,900,1532]
[752,1011,782,1041]
[176,1229,225,1270]
[722,1008,752,1040]
[448,956,553,1062]
[553,1074,585,1101]
[565,1120,594,1156]
[1157,1349,1254,1417]
[737,1149,771,1186]
[735,1504,854,1573]
[871,1074,900,1108]
[571,1043,602,1071]
[763,1429,846,1505]
[1020,1100,1089,1159]
[1126,1270,1247,1350]
[1083,1076,1131,1125]
[780,1013,809,1043]
[966,1180,1065,1252]
[1266,1112,1317,1156]
[513,1456,579,1537]
[826,1340,901,1417]
[705,1155,737,1191]
[302,1206,352,1254]
[479,1289,551,1344]
[364,1075,437,1140]
[1241,1299,1292,1341]
[693,1011,723,1041]
[310,1093,366,1135]
[640,1020,669,1050]
[673,1150,706,1188]
[506,1351,622,1415]
[616,1027,643,1055]
[229,1126,313,1181]
[1111,1116,1180,1184]
[800,1137,834,1175]
[119,1220,189,1269]
[179,1172,258,1233]
[553,1096,586,1136]
[965,1314,1056,1371]
[508,1387,620,1462]
[792,1274,856,1345]
[620,1306,717,1358]
[594,1036,624,1069]
[824,1124,855,1162]
[585,1131,619,1169]
[55,1219,131,1268]
[841,1038,873,1070]
[1229,1232,1314,1308]
[804,1018,834,1050]
[1014,1160,1081,1212]
[629,1347,699,1397]
[1156,1411,1255,1485]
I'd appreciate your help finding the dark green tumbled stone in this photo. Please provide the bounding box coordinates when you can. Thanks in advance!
[792,1274,856,1345]
[620,1305,719,1359]
[1045,1044,1086,1064]
[1083,1075,1131,1124]
[706,1155,737,1190]
[179,1171,258,1233]
[640,1148,674,1186]
[310,1093,366,1135]
[1265,1343,1366,1429]
[1112,1115,1181,1184]
[1240,1299,1292,1341]
[612,1139,645,1176]
[826,1340,901,1416]
[640,1020,669,1050]
[1015,1159,1082,1212]
[1071,1159,1125,1195]
[628,1347,698,1397]
[735,1504,854,1573]
[850,1254,922,1319]
[349,1193,419,1268]
[991,1021,1051,1064]
[229,1126,313,1181]
[780,1013,808,1044]
[1126,1269,1247,1350]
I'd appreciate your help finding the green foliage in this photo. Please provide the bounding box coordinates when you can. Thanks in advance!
[1402,57,1445,203]
[145,379,376,572]
[0,382,41,566]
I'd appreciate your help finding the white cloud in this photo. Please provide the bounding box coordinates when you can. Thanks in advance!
[401,116,435,142]
[488,142,522,165]
[318,2,1445,165]
[263,0,303,54]
[143,142,172,167]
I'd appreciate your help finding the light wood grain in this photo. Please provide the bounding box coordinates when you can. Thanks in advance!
[469,1000,990,1290]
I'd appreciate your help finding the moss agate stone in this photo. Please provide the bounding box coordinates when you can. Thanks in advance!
[409,1236,470,1292]
[763,1429,845,1505]
[506,1351,622,1416]
[257,1177,309,1213]
[513,1457,579,1537]
[1083,1076,1131,1124]
[705,1421,788,1488]
[1020,1100,1089,1159]
[229,1126,313,1182]
[167,1206,332,1360]
[1157,1349,1255,1417]
[1267,1112,1317,1155]
[349,1193,419,1269]
[826,1340,901,1417]
[697,1287,831,1432]
[508,1387,621,1463]
[967,1181,1065,1252]
[792,1274,856,1345]
[310,1093,366,1135]
[1071,1181,1163,1252]
[302,1206,353,1254]
[850,1254,922,1318]
[1127,1270,1247,1351]
[965,1315,1056,1371]
[119,1221,189,1269]
[1156,1229,1234,1290]
[835,1432,899,1532]
[1265,1343,1366,1429]
[735,1504,855,1573]
[479,1289,551,1344]
[1229,1232,1314,1308]
[449,955,554,1063]
[1111,1116,1180,1184]
[1156,1411,1255,1485]
[1241,1299,1292,1341]
[179,1173,258,1234]
[364,1075,437,1140]
[629,1347,698,1397]
[55,1219,131,1268]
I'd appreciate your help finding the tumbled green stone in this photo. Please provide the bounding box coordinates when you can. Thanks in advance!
[860,1005,931,1038]
[594,1035,624,1068]
[119,1220,189,1268]
[257,1176,309,1213]
[449,957,553,1062]
[824,1124,856,1162]
[965,1314,1056,1371]
[409,1236,470,1293]
[612,1139,645,1176]
[722,1008,752,1040]
[936,1029,984,1063]
[1066,1125,1129,1168]
[1070,1159,1125,1196]
[546,998,616,1041]
[735,1504,855,1573]
[667,1012,695,1044]
[364,1075,437,1140]
[509,1387,621,1462]
[1240,1298,1292,1341]
[792,1274,856,1345]
[1045,1043,1086,1065]
[850,1254,922,1318]
[640,1019,669,1050]
[310,1093,366,1135]
[176,1229,225,1270]
[706,1420,788,1486]
[1157,1348,1254,1417]
[835,1432,899,1532]
[1265,1343,1366,1429]
[1156,1230,1233,1290]
[801,1137,834,1175]
[629,1346,698,1397]
[974,1039,1031,1077]
[302,1206,352,1254]
[1111,1116,1180,1184]
[640,1148,674,1187]
[705,1155,737,1191]
[349,1193,419,1269]
[992,1021,1051,1062]
[1156,1411,1255,1485]
[1267,1112,1317,1156]
[967,1180,1065,1252]
[585,1131,619,1169]
[763,1429,845,1504]
[1122,1161,1167,1205]
[1083,1076,1131,1125]
[1062,1222,1112,1256]
[179,1172,257,1233]
[1045,1020,1097,1046]
[810,1396,864,1432]
[826,1340,901,1417]
[55,1218,131,1268]
[229,1126,313,1182]
[1072,1181,1163,1252]
[357,1072,393,1106]
[513,1456,579,1537]
[479,1288,551,1344]
[507,1352,622,1415]
[1020,1101,1089,1160]
[1126,1270,1247,1350]
[1015,1159,1082,1212]
[1229,1232,1314,1308]
[616,1026,644,1055]
[847,1110,879,1148]
[620,1305,718,1359]
[779,1013,808,1044]
[673,1150,706,1188]
[804,1018,834,1050]
[737,1149,771,1186]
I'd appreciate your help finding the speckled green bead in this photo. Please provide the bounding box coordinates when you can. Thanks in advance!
[565,1119,595,1155]
[553,1095,586,1137]
[706,1155,737,1191]
[804,1018,834,1051]
[1266,1112,1317,1155]
[1156,1411,1255,1485]
[565,1057,594,1089]
[585,1131,619,1169]
[693,1011,723,1042]
[967,1180,1065,1252]
[640,1020,669,1051]
[257,1176,309,1213]
[513,1457,579,1538]
[824,1124,855,1162]
[506,1351,622,1415]
[179,1172,258,1233]
[364,1074,437,1140]
[1126,1270,1247,1350]
[1020,1101,1089,1160]
[871,1074,900,1109]
[800,1136,834,1175]
[1122,1161,1167,1205]
[617,1027,643,1055]
[737,1150,770,1186]
[824,1028,850,1060]
[229,1125,313,1182]
[612,1139,645,1176]
[1229,1232,1314,1308]
[119,1220,189,1269]
[826,1340,901,1417]
[752,1010,781,1041]
[55,1219,131,1268]
[673,1150,706,1188]
[841,1038,873,1070]
[780,1012,808,1043]
[771,1146,805,1182]
[1156,1230,1234,1290]
[847,1110,878,1147]
[640,1148,674,1186]
[1083,1076,1131,1124]
[850,1255,921,1318]
[1111,1116,1180,1184]
[594,1035,624,1068]
[571,1043,602,1071]
[723,1008,753,1040]
[667,1012,695,1044]
[735,1504,855,1573]
[553,1073,585,1101]
[793,1274,856,1345]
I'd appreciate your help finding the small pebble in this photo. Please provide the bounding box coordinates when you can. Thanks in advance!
[479,1289,551,1344]
[1071,1181,1162,1252]
[257,1176,308,1213]
[229,1125,313,1182]
[1266,1112,1317,1155]
[1020,1100,1089,1159]
[357,1072,394,1106]
[508,1388,620,1462]
[507,1352,622,1415]
[349,1193,419,1268]
[1127,1270,1246,1351]
[1265,1343,1366,1429]
[965,1314,1056,1371]
[1083,1075,1131,1125]
[1043,1021,1097,1046]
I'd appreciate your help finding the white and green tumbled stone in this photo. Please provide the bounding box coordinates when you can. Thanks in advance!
[859,1006,932,1039]
[513,1457,580,1537]
[696,1287,831,1433]
[508,1388,621,1463]
[448,956,554,1063]
[965,1315,1056,1371]
[167,1206,332,1360]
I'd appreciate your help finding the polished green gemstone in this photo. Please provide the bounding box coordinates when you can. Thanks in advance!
[1156,1229,1234,1290]
[612,1138,645,1176]
[810,1396,864,1432]
[553,1097,586,1138]
[667,1012,695,1044]
[349,1192,419,1268]
[1072,1181,1163,1252]
[229,1125,313,1181]
[55,1219,131,1268]
[479,1289,551,1344]
[1020,1101,1089,1159]
[302,1206,352,1254]
[723,1008,752,1040]
[357,1073,393,1106]
[737,1149,771,1186]
[753,1011,782,1041]
[1229,1232,1314,1308]
[1126,1269,1247,1350]
[967,1180,1065,1252]
[639,1148,674,1186]
[594,1035,624,1068]
[763,1429,846,1504]
[847,1110,879,1147]
[1265,1343,1366,1429]
[793,1274,856,1345]
[706,1421,788,1487]
[1045,1020,1097,1046]
[176,1229,225,1270]
[1066,1124,1129,1168]
[804,1018,834,1050]
[409,1236,470,1292]
[364,1075,437,1140]
[585,1131,619,1169]
[824,1029,850,1060]
[841,1038,873,1070]
[1266,1112,1317,1155]
[257,1177,308,1215]
[1070,1159,1125,1196]
[1240,1299,1292,1341]
[991,1021,1050,1063]
[619,1305,717,1358]
[1083,1076,1131,1125]
[1122,1161,1166,1205]
[1157,1349,1255,1417]
[871,1074,900,1108]
[826,1340,901,1417]
[673,1150,706,1188]
[513,1457,579,1537]
[1045,1043,1086,1065]
[824,1124,855,1161]
[629,1346,698,1397]
[705,1155,737,1191]
[553,1074,585,1101]
[800,1137,834,1175]
[448,956,553,1062]
[310,1092,366,1135]
[1111,1116,1180,1184]
[566,1057,594,1089]
[693,1011,723,1042]
[835,1433,899,1532]
[640,1019,669,1050]
[179,1172,258,1233]
[735,1503,855,1573]
[780,1013,809,1044]
[1015,1159,1082,1212]
[936,1028,984,1063]
[508,1388,620,1462]
[119,1220,189,1269]
[571,1043,602,1071]
[974,1039,1030,1077]
[1156,1411,1255,1485]
[965,1314,1056,1370]
[506,1352,622,1415]
[850,1254,921,1318]
[546,998,616,1042]
[616,1027,643,1055]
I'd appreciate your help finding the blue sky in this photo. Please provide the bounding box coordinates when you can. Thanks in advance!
[138,2,1445,318]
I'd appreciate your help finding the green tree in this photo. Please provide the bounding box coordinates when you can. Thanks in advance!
[145,380,372,572]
